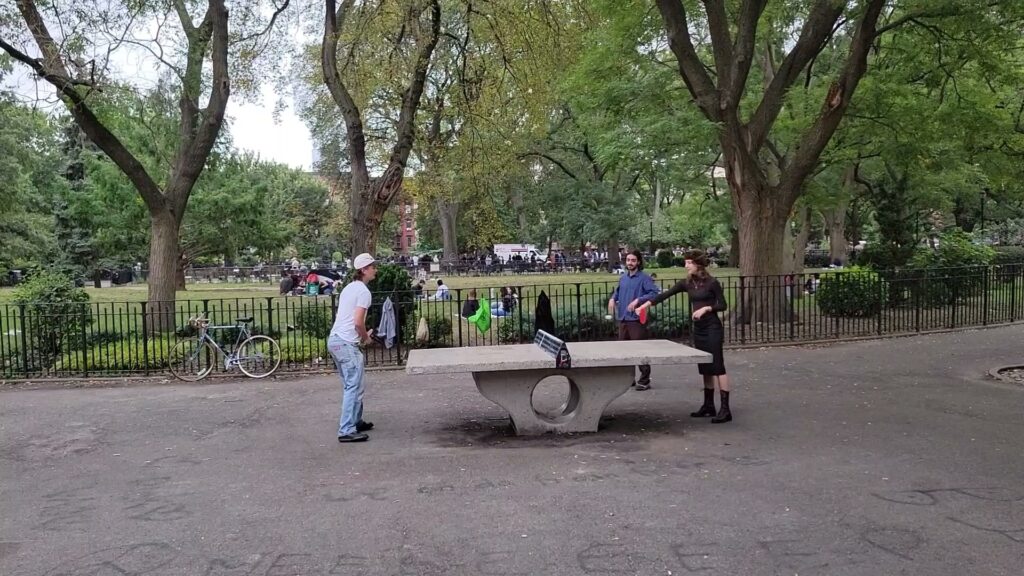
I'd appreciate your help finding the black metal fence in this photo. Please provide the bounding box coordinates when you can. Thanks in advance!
[2,263,1022,380]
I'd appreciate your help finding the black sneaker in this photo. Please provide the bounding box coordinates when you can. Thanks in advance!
[634,383,651,391]
[356,420,374,432]
[338,433,369,443]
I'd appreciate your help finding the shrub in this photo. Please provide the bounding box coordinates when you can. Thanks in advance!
[910,229,995,270]
[54,336,173,373]
[803,252,831,268]
[656,250,675,268]
[907,230,996,306]
[672,256,685,267]
[498,314,534,344]
[294,307,332,339]
[280,338,328,364]
[993,246,1024,282]
[404,311,454,349]
[646,308,691,339]
[816,267,886,318]
[12,271,92,360]
[857,242,915,271]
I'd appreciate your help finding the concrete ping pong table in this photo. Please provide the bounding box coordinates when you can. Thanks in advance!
[405,338,711,435]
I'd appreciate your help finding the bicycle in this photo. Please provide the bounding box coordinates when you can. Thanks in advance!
[168,313,281,381]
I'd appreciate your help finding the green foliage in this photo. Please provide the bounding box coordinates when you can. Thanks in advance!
[646,308,691,340]
[816,267,886,318]
[280,338,329,364]
[346,263,415,332]
[54,336,172,373]
[12,271,92,359]
[656,250,674,268]
[294,307,332,339]
[910,230,996,270]
[993,246,1024,281]
[497,314,534,344]
[406,312,453,349]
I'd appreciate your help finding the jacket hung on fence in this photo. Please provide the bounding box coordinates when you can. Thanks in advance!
[611,270,660,322]
[534,291,555,335]
[376,296,396,349]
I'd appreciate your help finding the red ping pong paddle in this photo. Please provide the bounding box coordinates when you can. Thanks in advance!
[638,306,648,325]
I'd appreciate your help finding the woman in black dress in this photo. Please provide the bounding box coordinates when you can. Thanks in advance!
[633,250,732,423]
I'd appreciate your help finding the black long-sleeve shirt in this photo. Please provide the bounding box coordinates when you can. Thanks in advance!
[645,276,727,317]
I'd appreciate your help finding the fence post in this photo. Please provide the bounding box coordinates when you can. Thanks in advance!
[1011,268,1019,322]
[455,289,463,347]
[876,274,883,336]
[266,297,275,336]
[738,275,746,345]
[80,310,88,378]
[575,283,582,342]
[950,280,958,329]
[982,266,990,326]
[140,302,150,376]
[788,278,796,340]
[395,298,404,366]
[914,275,921,332]
[18,304,29,376]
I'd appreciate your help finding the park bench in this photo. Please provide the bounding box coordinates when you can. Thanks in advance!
[405,331,711,435]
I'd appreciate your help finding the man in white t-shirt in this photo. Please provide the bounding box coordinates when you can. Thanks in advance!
[328,253,377,442]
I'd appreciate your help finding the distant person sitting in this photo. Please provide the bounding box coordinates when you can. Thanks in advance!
[461,289,479,318]
[413,279,426,300]
[279,273,294,295]
[431,279,450,300]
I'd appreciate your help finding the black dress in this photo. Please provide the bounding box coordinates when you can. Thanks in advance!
[650,276,727,376]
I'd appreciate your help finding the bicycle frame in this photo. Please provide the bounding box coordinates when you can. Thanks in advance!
[194,322,253,369]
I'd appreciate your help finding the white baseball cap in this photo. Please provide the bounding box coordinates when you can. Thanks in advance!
[353,253,376,270]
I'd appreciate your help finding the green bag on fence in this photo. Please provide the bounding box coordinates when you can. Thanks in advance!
[468,297,491,334]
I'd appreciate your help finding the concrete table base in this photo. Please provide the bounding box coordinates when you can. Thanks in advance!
[472,365,635,435]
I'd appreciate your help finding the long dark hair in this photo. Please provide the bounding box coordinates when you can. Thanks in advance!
[684,249,712,281]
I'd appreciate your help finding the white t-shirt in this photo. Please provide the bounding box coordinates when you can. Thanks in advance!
[330,281,372,343]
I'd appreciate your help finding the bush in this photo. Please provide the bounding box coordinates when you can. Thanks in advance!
[280,338,328,364]
[910,229,995,270]
[294,307,332,339]
[656,250,675,268]
[404,311,454,349]
[54,336,173,373]
[907,230,996,306]
[816,267,886,318]
[498,314,534,344]
[646,308,691,339]
[672,256,685,267]
[12,271,92,361]
[993,246,1024,282]
[857,242,915,271]
[803,252,831,268]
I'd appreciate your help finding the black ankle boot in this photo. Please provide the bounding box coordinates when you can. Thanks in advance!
[690,388,716,417]
[711,390,732,423]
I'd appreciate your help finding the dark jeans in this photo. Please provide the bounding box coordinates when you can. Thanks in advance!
[618,321,651,386]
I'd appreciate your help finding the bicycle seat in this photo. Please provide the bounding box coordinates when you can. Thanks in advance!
[236,316,254,324]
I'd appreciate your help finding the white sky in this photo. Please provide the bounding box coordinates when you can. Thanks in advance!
[228,86,313,170]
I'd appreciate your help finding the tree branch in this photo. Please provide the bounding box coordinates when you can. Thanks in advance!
[778,0,886,207]
[519,152,578,180]
[5,0,165,211]
[655,0,721,120]
[747,0,846,152]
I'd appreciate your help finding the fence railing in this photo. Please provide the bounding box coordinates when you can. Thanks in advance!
[2,263,1022,379]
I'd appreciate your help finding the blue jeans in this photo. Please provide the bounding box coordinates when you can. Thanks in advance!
[328,336,365,436]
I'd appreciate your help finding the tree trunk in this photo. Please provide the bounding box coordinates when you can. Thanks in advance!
[148,211,181,333]
[823,206,848,265]
[437,197,459,263]
[349,174,401,255]
[728,227,740,267]
[786,205,812,275]
[735,196,793,324]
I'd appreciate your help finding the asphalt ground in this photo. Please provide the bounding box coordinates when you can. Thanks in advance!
[2,325,1023,575]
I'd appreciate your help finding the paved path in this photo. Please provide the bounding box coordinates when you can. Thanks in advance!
[2,326,1023,575]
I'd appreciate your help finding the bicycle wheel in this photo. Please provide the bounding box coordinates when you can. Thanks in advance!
[168,339,216,381]
[236,335,281,378]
